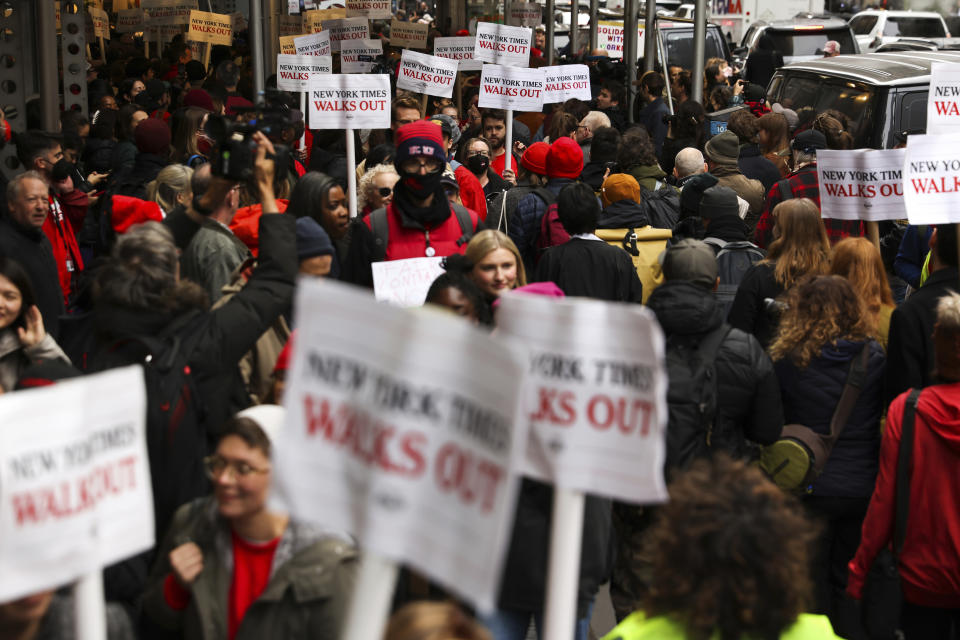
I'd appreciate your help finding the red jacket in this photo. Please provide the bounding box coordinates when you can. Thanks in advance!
[454,164,487,221]
[847,383,960,608]
[364,200,479,262]
[42,194,84,306]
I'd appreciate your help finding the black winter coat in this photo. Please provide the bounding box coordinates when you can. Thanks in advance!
[727,261,783,349]
[0,217,65,339]
[885,267,959,406]
[647,280,783,457]
[83,138,116,174]
[775,338,885,497]
[598,199,650,229]
[738,143,781,194]
[113,152,169,201]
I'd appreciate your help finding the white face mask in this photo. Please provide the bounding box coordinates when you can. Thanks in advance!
[722,66,733,78]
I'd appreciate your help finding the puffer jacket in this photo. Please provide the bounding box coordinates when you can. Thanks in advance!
[143,497,357,640]
[774,338,886,497]
[647,280,784,456]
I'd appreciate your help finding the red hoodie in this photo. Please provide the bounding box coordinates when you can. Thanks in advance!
[847,383,960,608]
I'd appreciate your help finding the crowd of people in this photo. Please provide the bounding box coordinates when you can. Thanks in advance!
[0,6,958,640]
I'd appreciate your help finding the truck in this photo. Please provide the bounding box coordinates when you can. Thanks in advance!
[676,0,826,43]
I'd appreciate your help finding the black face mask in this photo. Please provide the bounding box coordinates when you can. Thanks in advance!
[466,154,490,176]
[401,169,443,199]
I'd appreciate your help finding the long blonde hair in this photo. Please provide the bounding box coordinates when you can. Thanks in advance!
[465,229,527,288]
[764,198,830,289]
[830,237,894,334]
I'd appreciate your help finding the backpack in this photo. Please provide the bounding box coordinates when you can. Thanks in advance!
[664,322,731,472]
[537,200,570,255]
[703,238,766,318]
[595,226,673,303]
[91,311,210,539]
[369,202,475,262]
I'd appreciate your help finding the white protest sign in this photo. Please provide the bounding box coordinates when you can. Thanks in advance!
[148,24,186,43]
[271,279,527,612]
[341,39,383,73]
[397,50,459,99]
[475,22,532,67]
[294,30,332,56]
[509,2,541,27]
[816,149,906,222]
[479,64,545,112]
[902,133,960,224]
[321,16,370,52]
[390,19,429,49]
[187,10,233,46]
[308,74,390,129]
[279,15,303,36]
[927,63,960,135]
[542,64,591,104]
[435,36,482,72]
[0,366,153,603]
[277,54,332,91]
[347,0,392,19]
[596,20,646,59]
[289,0,300,14]
[89,7,110,39]
[142,0,196,26]
[117,9,146,33]
[497,294,669,502]
[372,257,445,307]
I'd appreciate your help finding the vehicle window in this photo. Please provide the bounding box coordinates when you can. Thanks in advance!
[898,90,928,136]
[849,15,877,35]
[741,25,758,48]
[664,28,725,69]
[778,75,876,146]
[767,29,857,60]
[883,17,947,38]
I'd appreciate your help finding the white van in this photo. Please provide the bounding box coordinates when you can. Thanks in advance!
[849,10,950,53]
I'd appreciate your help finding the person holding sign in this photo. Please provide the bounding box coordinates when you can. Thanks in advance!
[143,409,357,639]
[343,121,483,287]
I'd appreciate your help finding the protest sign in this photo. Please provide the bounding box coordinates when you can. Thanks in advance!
[272,279,526,613]
[542,64,591,104]
[305,8,346,32]
[596,20,646,59]
[372,257,445,307]
[321,17,370,53]
[475,22,532,67]
[341,38,383,73]
[390,19,429,49]
[927,63,960,135]
[187,10,232,46]
[279,15,303,37]
[497,294,669,502]
[434,36,482,72]
[89,7,109,39]
[277,54,333,91]
[509,2,542,27]
[902,133,960,224]
[289,0,300,13]
[295,30,332,56]
[397,50,459,99]
[279,35,298,54]
[117,9,146,33]
[347,0,392,19]
[816,149,906,222]
[147,24,185,43]
[142,0,196,26]
[0,366,153,603]
[308,73,391,129]
[479,64,545,112]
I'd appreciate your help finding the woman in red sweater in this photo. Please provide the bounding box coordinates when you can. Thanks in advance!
[847,292,960,639]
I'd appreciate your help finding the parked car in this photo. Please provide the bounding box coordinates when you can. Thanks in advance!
[766,51,960,149]
[735,18,859,70]
[657,18,732,70]
[875,38,960,52]
[849,10,950,53]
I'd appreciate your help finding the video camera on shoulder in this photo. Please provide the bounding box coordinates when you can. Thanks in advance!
[205,90,294,183]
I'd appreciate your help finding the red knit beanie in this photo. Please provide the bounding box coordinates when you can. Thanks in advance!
[183,89,215,112]
[135,118,171,156]
[393,120,446,172]
[521,141,549,176]
[546,137,583,179]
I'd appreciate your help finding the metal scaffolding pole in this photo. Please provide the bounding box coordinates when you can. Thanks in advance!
[546,0,555,64]
[625,0,638,123]
[569,1,578,58]
[691,0,707,103]
[643,0,656,71]
[251,0,266,104]
[589,0,598,51]
[37,0,59,132]
[266,0,279,76]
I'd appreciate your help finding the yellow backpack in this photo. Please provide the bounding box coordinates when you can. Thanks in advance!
[595,227,673,303]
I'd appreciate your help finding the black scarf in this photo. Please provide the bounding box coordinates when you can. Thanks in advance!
[393,182,451,228]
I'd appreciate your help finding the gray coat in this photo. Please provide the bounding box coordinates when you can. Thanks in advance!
[0,328,69,392]
[181,218,251,305]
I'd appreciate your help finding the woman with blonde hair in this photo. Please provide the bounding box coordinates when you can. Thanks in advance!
[384,602,491,640]
[757,111,792,177]
[830,237,895,347]
[464,229,527,301]
[357,163,400,216]
[146,164,193,215]
[728,198,830,348]
[769,275,885,638]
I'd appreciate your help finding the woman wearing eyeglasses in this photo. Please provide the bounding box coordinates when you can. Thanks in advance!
[142,407,357,640]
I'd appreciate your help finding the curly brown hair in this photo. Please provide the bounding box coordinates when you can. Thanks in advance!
[642,455,817,640]
[764,198,831,289]
[769,275,872,367]
[618,125,659,169]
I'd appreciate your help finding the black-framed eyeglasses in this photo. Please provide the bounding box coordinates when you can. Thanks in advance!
[378,186,393,198]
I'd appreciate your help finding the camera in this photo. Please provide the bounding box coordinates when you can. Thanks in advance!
[662,113,679,127]
[205,90,295,183]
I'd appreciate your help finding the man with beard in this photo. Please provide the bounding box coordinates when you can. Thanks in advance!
[482,109,521,179]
